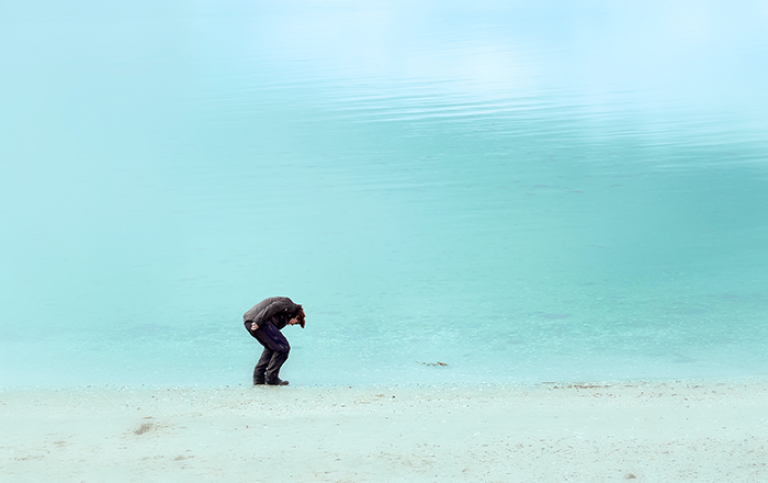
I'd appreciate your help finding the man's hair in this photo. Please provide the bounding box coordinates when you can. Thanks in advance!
[295,306,306,328]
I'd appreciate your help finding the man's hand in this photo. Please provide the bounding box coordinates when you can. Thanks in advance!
[250,322,259,331]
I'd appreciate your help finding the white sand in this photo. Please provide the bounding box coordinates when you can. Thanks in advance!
[1,380,767,482]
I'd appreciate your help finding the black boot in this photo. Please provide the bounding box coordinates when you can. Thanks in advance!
[267,378,289,386]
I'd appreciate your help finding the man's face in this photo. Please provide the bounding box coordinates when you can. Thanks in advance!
[287,316,300,326]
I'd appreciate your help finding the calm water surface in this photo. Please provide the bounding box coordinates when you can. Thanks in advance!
[2,1,768,387]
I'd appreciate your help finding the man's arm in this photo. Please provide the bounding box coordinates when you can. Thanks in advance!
[244,297,298,331]
[258,298,298,326]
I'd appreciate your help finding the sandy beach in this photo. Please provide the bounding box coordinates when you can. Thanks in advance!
[1,379,767,482]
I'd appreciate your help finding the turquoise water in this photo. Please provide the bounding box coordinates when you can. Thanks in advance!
[2,1,768,387]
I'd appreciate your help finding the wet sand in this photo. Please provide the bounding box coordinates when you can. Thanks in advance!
[1,380,767,482]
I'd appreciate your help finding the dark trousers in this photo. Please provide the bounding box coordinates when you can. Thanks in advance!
[252,322,290,383]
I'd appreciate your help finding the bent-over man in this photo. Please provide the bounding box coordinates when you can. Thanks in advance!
[243,296,305,386]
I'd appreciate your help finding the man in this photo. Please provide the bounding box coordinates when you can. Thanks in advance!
[243,296,305,386]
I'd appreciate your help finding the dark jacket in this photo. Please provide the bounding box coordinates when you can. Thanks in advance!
[243,296,301,338]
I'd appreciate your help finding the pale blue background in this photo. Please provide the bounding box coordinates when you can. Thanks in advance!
[2,0,768,387]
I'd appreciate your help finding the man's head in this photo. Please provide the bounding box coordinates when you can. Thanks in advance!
[288,306,306,328]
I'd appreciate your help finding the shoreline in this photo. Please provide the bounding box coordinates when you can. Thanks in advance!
[2,378,767,482]
[4,372,768,391]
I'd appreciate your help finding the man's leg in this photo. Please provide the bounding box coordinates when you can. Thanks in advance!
[253,347,273,384]
[253,322,290,384]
